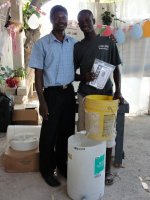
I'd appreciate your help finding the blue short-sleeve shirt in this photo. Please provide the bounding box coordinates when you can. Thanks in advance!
[29,33,77,88]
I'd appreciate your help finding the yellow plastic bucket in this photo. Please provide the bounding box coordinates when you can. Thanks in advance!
[85,95,119,141]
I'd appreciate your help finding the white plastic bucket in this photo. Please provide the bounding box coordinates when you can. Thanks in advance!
[67,134,106,200]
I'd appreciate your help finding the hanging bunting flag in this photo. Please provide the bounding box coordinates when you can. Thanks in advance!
[114,28,126,44]
[97,0,122,3]
[97,25,106,35]
[31,5,46,16]
[143,20,150,37]
[97,25,113,36]
[101,26,112,36]
[97,17,150,42]
[27,14,40,30]
[130,24,143,39]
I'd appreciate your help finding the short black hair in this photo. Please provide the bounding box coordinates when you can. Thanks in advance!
[50,5,68,20]
[77,9,94,21]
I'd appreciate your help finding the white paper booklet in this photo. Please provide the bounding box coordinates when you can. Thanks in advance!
[89,59,116,89]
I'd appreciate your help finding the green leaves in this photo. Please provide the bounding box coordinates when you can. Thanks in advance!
[0,66,27,86]
[0,66,13,78]
[0,66,13,84]
[101,11,115,25]
[13,67,27,78]
[23,1,40,30]
[101,9,126,25]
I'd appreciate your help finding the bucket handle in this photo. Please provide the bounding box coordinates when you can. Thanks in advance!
[107,106,116,115]
[107,106,117,132]
[76,130,87,135]
[82,96,86,112]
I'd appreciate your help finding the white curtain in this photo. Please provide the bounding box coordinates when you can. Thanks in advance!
[116,0,150,23]
[114,0,150,115]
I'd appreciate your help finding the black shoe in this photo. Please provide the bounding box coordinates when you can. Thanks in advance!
[44,175,61,187]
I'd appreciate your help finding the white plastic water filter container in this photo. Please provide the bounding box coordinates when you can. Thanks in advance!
[67,134,106,200]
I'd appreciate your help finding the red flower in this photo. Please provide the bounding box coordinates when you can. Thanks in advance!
[6,77,19,88]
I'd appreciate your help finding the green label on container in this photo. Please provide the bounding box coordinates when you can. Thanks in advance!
[94,154,105,176]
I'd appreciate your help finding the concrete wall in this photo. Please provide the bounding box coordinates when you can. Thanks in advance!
[0,0,13,68]
[0,29,13,68]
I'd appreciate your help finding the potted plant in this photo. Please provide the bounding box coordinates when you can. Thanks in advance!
[101,11,115,26]
[13,67,27,87]
[101,9,126,26]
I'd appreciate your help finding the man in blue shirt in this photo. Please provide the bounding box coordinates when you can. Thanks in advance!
[29,5,76,187]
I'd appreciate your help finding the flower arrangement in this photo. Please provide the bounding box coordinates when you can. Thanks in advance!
[13,67,27,79]
[12,67,27,87]
[6,77,19,88]
[0,66,27,88]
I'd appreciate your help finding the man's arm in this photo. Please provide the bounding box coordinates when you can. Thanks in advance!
[35,69,49,120]
[75,71,96,83]
[74,44,96,83]
[74,44,82,82]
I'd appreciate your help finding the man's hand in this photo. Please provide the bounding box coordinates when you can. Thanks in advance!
[81,71,97,83]
[109,34,117,43]
[39,99,49,120]
[113,91,124,104]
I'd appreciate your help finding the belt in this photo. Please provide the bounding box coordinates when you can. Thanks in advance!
[46,83,72,90]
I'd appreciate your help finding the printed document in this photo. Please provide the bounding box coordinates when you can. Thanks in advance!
[89,59,116,89]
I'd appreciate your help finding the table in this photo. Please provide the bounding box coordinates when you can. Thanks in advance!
[114,100,129,167]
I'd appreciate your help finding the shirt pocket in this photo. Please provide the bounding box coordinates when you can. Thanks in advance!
[44,46,56,69]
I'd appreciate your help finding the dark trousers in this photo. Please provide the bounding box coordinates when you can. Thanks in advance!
[39,84,75,178]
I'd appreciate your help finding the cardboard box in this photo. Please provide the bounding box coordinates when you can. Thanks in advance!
[3,146,39,172]
[12,109,38,125]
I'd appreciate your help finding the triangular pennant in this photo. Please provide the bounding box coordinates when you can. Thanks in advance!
[130,24,143,39]
[143,21,150,37]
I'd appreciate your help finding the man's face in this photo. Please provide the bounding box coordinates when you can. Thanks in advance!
[78,13,94,33]
[51,11,68,31]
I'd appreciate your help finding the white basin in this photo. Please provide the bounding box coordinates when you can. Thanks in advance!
[10,134,39,151]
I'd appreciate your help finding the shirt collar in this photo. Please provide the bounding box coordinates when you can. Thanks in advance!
[49,32,69,43]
